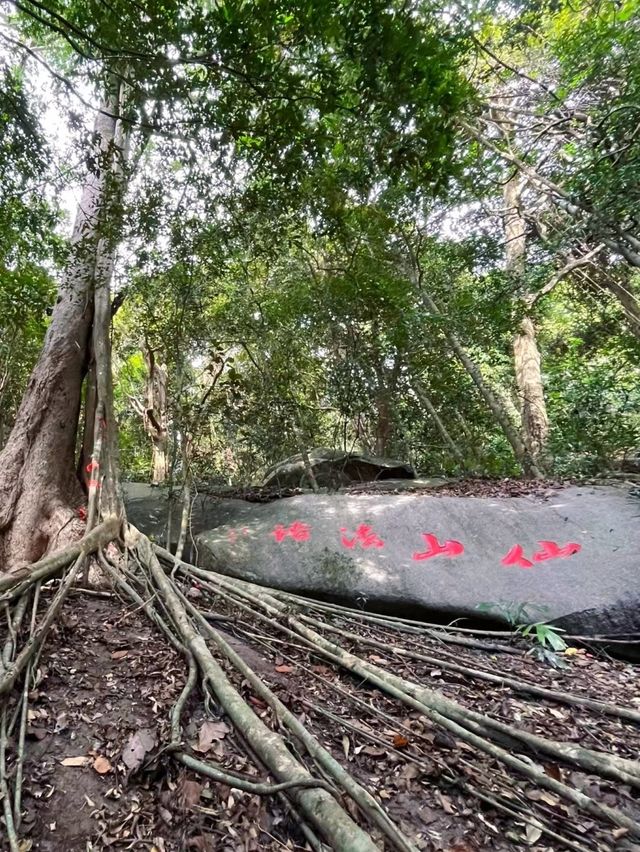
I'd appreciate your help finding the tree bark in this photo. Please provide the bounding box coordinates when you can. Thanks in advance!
[412,381,466,467]
[142,343,169,485]
[0,90,124,568]
[446,326,542,477]
[513,316,550,465]
[589,269,640,340]
[373,359,400,457]
[504,172,550,470]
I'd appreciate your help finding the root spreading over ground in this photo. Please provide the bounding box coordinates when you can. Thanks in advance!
[1,523,639,851]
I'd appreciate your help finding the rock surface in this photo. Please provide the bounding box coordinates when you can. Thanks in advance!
[123,483,257,559]
[262,448,415,489]
[194,485,640,636]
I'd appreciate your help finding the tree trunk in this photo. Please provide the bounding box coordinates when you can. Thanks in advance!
[504,172,550,470]
[412,381,466,467]
[373,360,400,457]
[513,316,550,465]
[0,91,124,569]
[374,395,392,457]
[414,284,542,477]
[595,271,640,340]
[447,328,542,477]
[142,344,169,485]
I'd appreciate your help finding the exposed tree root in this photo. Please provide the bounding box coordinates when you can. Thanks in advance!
[134,532,380,852]
[0,517,119,600]
[2,526,640,850]
[265,590,524,654]
[293,613,640,723]
[180,592,419,852]
[0,554,85,696]
[156,551,640,839]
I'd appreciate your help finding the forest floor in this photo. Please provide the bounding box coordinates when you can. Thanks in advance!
[6,582,640,852]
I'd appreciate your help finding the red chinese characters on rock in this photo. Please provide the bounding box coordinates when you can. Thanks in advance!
[271,521,311,543]
[228,527,250,544]
[340,524,385,550]
[412,533,464,562]
[501,540,582,569]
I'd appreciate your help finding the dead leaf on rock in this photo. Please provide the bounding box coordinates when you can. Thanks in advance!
[93,756,112,775]
[122,728,156,772]
[196,720,230,753]
[61,755,91,767]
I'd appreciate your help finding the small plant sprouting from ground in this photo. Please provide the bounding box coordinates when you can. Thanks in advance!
[476,601,569,667]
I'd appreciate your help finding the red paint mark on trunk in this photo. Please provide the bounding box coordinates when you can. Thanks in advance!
[412,533,464,561]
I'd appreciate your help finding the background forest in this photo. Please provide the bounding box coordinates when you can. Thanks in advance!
[2,0,640,490]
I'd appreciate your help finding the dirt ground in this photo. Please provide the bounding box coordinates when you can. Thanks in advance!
[3,583,640,851]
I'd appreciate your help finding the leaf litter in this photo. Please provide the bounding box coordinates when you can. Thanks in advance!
[8,583,640,851]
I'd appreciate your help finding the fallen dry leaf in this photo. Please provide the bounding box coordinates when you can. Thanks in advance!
[392,734,409,748]
[61,756,91,767]
[179,778,203,810]
[111,650,129,660]
[93,756,112,775]
[436,792,456,814]
[525,822,543,844]
[361,745,386,758]
[196,720,230,753]
[122,728,156,772]
[342,734,350,759]
[544,763,562,782]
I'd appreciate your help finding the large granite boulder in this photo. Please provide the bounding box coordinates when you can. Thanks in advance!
[122,483,254,559]
[195,485,640,636]
[262,448,415,489]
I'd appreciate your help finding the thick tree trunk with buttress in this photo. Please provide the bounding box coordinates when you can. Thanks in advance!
[504,172,550,471]
[0,93,124,569]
